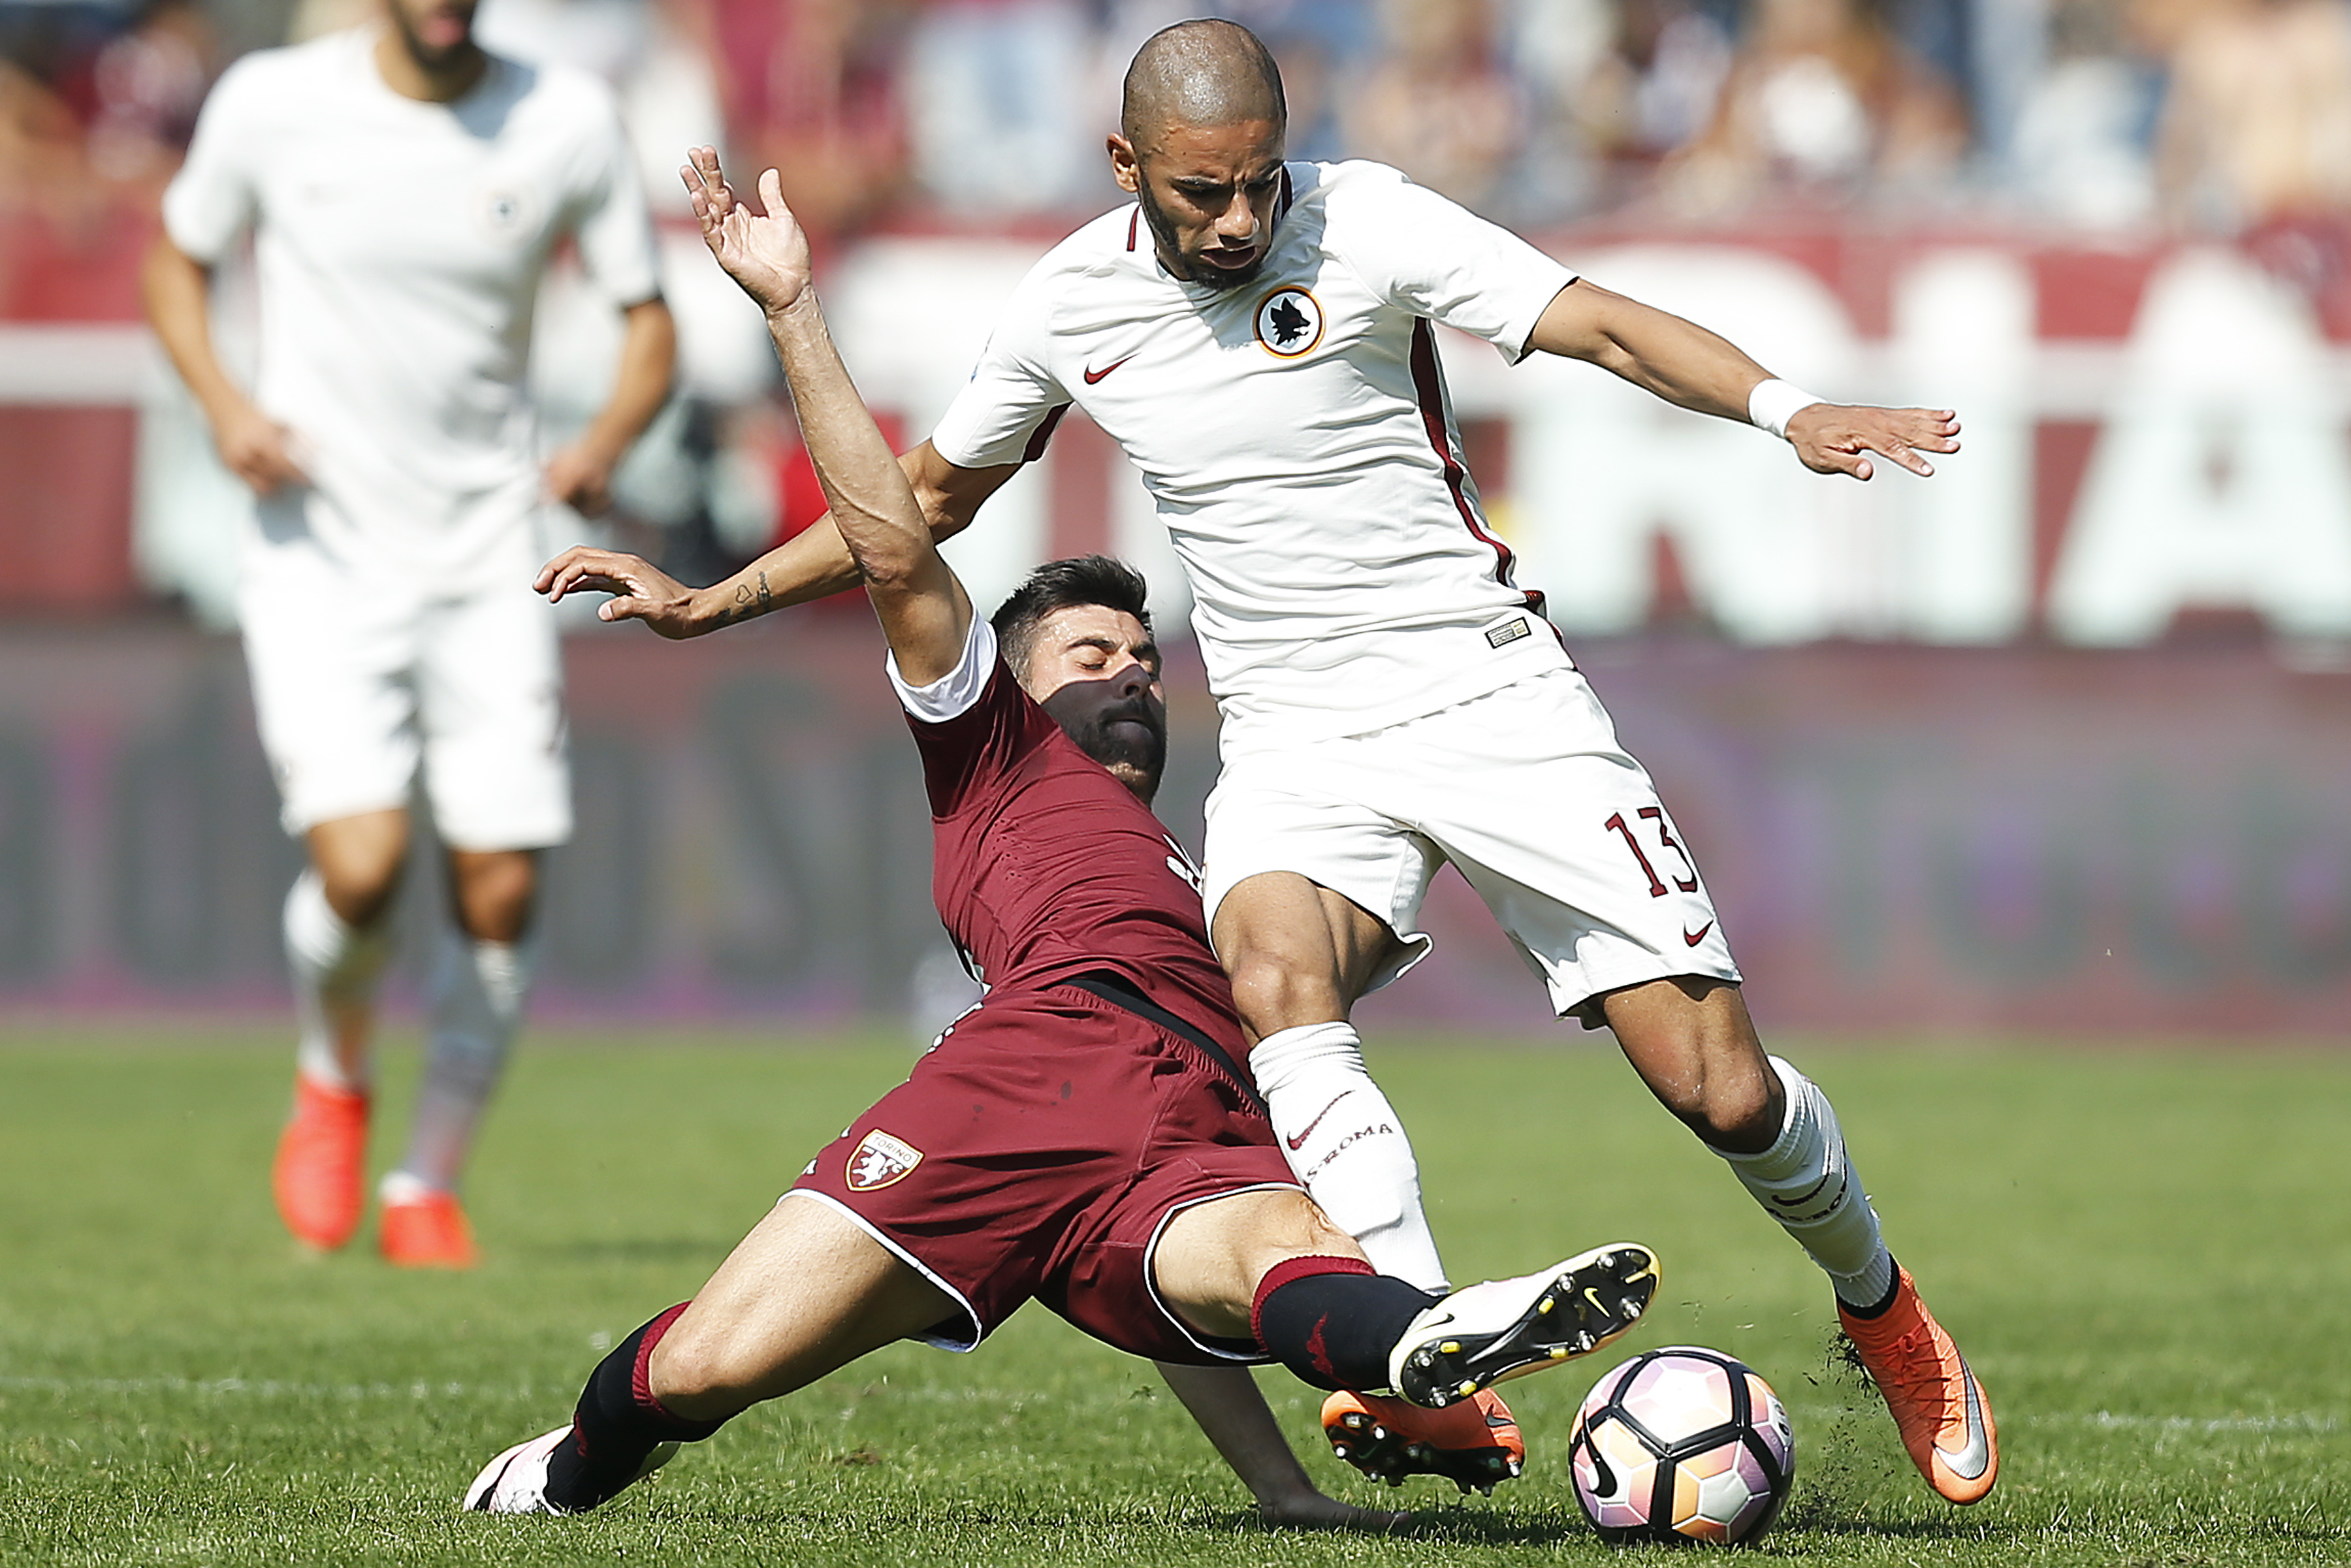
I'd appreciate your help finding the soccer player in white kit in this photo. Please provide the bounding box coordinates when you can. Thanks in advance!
[541,20,1996,1506]
[142,0,675,1268]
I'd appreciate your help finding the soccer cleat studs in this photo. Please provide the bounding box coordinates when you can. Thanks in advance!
[1391,1243,1661,1409]
[1320,1389,1526,1495]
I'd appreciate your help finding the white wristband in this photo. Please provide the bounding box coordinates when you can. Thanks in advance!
[1748,378,1825,440]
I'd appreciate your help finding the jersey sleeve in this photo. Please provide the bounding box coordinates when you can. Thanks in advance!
[1329,163,1577,362]
[893,616,1051,818]
[161,56,268,264]
[888,613,999,722]
[927,258,1072,470]
[562,74,663,307]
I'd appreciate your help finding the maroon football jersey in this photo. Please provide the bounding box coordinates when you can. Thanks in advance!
[907,658,1242,1049]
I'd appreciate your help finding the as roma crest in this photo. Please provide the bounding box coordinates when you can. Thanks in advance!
[1254,286,1324,358]
[846,1128,924,1191]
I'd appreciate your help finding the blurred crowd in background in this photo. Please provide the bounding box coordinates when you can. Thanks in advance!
[5,0,2351,620]
[5,0,2350,247]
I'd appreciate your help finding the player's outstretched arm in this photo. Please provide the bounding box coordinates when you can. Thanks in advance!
[1153,1362,1411,1533]
[536,545,748,635]
[1526,279,1960,482]
[534,438,1020,637]
[682,146,972,684]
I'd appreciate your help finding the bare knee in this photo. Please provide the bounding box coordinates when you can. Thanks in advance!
[1155,1190,1366,1341]
[1606,978,1784,1153]
[306,811,409,928]
[645,1319,761,1422]
[1223,945,1347,1040]
[448,849,538,944]
[1654,1055,1782,1151]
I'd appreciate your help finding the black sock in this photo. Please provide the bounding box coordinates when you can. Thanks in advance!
[543,1303,729,1512]
[1250,1256,1440,1392]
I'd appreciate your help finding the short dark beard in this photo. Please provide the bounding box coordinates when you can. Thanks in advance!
[1136,181,1262,291]
[388,3,480,75]
[1070,697,1168,801]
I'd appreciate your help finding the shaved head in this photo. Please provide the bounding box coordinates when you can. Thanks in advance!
[1121,18,1287,150]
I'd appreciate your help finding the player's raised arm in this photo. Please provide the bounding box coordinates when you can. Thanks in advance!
[680,146,972,683]
[1525,278,1960,483]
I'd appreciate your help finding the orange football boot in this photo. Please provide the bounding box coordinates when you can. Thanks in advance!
[1839,1266,1998,1504]
[271,1074,369,1250]
[379,1183,478,1269]
[1320,1388,1525,1494]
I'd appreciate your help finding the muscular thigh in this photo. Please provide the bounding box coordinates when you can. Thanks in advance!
[650,1192,955,1416]
[1201,748,1441,999]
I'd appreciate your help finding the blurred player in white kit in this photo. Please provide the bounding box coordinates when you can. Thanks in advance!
[142,0,675,1266]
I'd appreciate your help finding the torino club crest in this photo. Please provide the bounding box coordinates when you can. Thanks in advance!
[846,1129,924,1191]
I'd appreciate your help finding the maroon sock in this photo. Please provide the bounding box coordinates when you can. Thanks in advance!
[543,1302,728,1512]
[1251,1256,1439,1392]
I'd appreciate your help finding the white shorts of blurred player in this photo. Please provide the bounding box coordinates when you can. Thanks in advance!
[236,539,572,852]
[1202,664,1740,1023]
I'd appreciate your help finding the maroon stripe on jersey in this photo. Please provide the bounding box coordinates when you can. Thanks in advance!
[1407,317,1551,628]
[1127,208,1139,251]
[1023,402,1071,464]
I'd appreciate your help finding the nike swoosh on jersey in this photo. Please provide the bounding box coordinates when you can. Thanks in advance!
[1082,355,1136,384]
[1286,1091,1352,1151]
[1683,922,1714,947]
[1936,1361,1993,1481]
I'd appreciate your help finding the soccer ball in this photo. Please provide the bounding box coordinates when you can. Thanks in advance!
[1567,1346,1795,1546]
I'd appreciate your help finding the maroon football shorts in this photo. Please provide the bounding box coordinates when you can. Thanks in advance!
[789,980,1300,1365]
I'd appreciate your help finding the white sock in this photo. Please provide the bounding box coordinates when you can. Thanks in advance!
[392,927,535,1194]
[1721,1056,1895,1310]
[283,869,393,1093]
[1249,1021,1448,1292]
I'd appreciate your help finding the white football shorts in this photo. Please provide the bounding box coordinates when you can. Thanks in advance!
[1202,664,1740,1021]
[236,540,571,850]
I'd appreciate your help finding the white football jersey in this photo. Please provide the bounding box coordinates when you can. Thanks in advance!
[162,27,660,582]
[931,161,1580,741]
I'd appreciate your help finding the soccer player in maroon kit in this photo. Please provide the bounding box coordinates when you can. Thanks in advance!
[465,150,1660,1522]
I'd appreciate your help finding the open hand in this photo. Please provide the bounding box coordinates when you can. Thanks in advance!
[680,146,812,317]
[1787,404,1961,481]
[535,545,706,638]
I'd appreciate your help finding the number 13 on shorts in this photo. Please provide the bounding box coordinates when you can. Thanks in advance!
[1603,807,1699,899]
[1600,805,1729,955]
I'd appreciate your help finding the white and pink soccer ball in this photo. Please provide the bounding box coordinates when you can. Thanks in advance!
[1568,1346,1795,1546]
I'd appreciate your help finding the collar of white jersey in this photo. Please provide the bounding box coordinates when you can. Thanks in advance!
[1127,165,1296,288]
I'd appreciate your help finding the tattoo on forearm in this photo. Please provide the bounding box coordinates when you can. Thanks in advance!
[707,581,754,628]
[756,570,773,613]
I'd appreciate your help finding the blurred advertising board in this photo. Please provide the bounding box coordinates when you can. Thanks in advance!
[1,618,2346,1040]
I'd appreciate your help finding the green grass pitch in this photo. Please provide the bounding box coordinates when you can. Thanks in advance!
[4,1029,2347,1565]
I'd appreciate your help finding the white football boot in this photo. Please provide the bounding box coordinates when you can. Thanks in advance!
[1390,1241,1661,1408]
[462,1424,679,1514]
